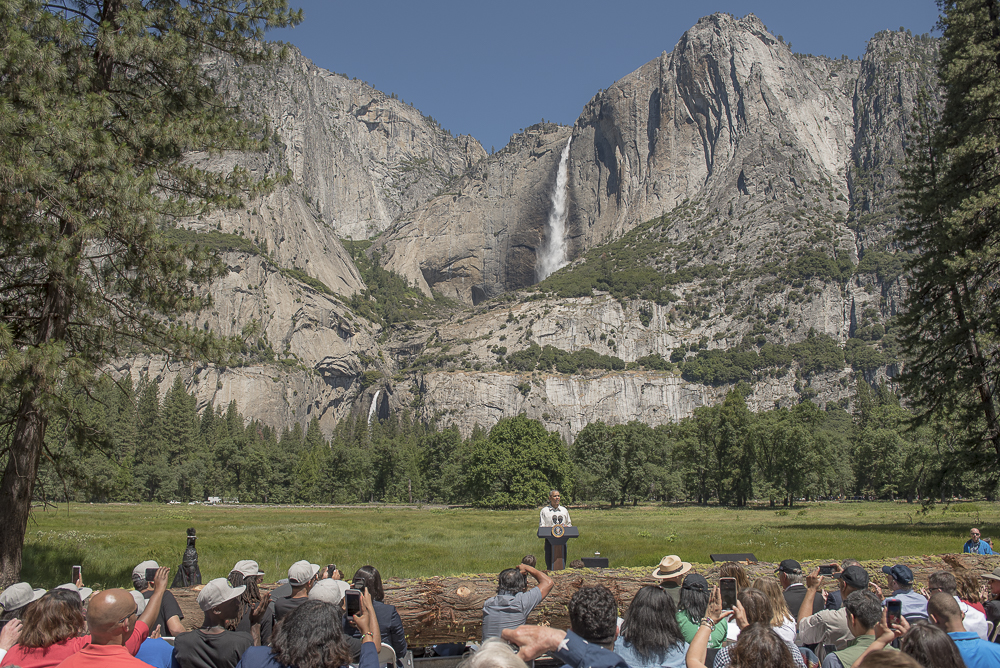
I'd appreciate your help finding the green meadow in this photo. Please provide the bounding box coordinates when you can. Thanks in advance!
[21,501,997,589]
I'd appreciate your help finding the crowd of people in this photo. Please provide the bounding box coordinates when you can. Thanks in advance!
[2,541,1000,668]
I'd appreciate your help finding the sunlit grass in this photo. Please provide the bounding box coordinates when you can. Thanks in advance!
[21,501,997,589]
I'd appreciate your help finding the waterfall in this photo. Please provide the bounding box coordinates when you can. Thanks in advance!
[535,137,573,282]
[367,389,380,425]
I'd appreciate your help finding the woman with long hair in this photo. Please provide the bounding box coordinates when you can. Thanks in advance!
[615,586,688,668]
[676,575,727,649]
[899,622,965,668]
[751,577,798,643]
[235,593,381,668]
[351,566,406,662]
[685,588,805,668]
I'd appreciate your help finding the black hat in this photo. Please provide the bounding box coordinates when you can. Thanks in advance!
[833,565,869,590]
[775,559,802,575]
[682,573,709,593]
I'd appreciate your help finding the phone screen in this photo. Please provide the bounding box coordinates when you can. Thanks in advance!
[345,589,361,616]
[818,565,835,576]
[886,599,902,626]
[72,565,81,581]
[146,567,158,583]
[720,577,738,610]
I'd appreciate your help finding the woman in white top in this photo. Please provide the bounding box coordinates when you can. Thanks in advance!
[751,577,798,644]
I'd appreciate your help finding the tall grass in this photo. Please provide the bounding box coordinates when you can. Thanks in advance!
[21,501,996,589]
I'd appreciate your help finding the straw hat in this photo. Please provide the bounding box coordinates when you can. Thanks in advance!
[652,555,692,580]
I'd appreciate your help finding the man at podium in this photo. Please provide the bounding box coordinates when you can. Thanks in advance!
[539,490,572,569]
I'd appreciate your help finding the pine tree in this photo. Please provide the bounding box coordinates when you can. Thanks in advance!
[897,0,1000,469]
[0,0,300,585]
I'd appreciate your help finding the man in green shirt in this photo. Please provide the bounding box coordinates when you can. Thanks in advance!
[820,591,896,668]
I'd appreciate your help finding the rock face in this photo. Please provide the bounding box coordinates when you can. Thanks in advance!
[132,16,937,442]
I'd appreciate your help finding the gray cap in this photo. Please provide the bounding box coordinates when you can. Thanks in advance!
[133,560,159,579]
[309,579,348,605]
[197,577,245,612]
[56,583,94,602]
[0,582,46,612]
[131,590,148,615]
[232,560,265,578]
[288,560,320,586]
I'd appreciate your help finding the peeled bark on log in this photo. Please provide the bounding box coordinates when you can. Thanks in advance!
[167,554,1000,645]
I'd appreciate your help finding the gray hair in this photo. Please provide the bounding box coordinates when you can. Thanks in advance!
[784,572,806,586]
[460,638,529,668]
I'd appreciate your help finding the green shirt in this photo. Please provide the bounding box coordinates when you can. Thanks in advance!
[828,634,898,668]
[676,611,728,649]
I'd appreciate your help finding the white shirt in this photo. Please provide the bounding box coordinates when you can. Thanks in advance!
[957,596,990,641]
[539,504,571,527]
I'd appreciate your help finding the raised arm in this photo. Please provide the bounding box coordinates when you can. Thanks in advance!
[798,568,823,624]
[519,563,554,598]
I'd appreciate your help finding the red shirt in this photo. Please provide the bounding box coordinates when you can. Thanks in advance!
[0,621,148,668]
[54,643,148,668]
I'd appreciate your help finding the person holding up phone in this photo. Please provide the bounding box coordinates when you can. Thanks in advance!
[132,561,185,636]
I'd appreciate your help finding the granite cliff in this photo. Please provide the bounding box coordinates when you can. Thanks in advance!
[117,16,938,442]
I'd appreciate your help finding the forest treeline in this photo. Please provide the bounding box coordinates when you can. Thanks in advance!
[34,375,997,508]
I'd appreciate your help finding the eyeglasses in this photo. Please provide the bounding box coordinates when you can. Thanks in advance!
[117,607,138,625]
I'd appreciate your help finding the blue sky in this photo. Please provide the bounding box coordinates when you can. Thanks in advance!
[268,1,941,153]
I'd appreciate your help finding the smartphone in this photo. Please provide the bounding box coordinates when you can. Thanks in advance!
[818,565,836,576]
[326,564,337,578]
[72,565,82,582]
[886,599,902,626]
[146,567,158,583]
[345,588,362,616]
[720,577,738,610]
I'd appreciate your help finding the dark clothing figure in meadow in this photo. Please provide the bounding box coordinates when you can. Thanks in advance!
[173,529,202,588]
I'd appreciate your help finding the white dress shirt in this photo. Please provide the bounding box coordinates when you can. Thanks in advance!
[539,504,571,527]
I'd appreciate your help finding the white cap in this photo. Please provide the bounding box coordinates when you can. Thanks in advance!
[130,590,147,615]
[56,583,94,602]
[232,560,264,578]
[0,582,46,611]
[309,579,348,605]
[197,578,245,612]
[288,560,320,586]
[133,560,159,579]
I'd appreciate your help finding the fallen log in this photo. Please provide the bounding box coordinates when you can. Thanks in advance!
[167,554,1000,645]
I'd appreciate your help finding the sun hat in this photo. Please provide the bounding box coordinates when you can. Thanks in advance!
[981,567,1000,582]
[882,564,914,585]
[288,560,320,586]
[56,583,94,602]
[309,579,349,605]
[775,559,803,575]
[681,573,709,593]
[652,555,692,580]
[232,560,265,578]
[197,577,245,611]
[833,565,870,590]
[0,582,46,612]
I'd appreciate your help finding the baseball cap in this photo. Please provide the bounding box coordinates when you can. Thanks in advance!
[882,565,914,585]
[133,560,159,579]
[309,579,349,605]
[232,560,265,578]
[681,573,709,593]
[130,590,148,615]
[0,582,46,612]
[833,565,870,590]
[56,582,94,602]
[775,559,802,575]
[980,567,1000,582]
[197,577,245,611]
[288,560,320,586]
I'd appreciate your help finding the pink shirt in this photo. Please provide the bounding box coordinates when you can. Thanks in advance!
[54,642,149,668]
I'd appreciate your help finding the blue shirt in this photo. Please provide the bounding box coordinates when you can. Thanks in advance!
[884,588,928,619]
[613,637,688,668]
[135,639,179,668]
[948,631,1000,668]
[964,540,996,555]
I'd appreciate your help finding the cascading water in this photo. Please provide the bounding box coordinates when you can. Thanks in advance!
[367,389,380,425]
[535,137,573,282]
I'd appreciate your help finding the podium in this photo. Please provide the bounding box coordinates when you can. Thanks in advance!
[538,526,579,570]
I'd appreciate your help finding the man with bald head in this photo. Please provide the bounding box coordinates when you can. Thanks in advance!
[927,591,1000,667]
[54,589,148,668]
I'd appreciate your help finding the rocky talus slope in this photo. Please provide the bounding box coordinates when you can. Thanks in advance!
[118,16,939,441]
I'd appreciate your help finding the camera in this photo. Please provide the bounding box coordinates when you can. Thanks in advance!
[352,577,367,594]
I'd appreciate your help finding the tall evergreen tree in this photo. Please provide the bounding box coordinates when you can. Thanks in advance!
[0,0,300,585]
[897,0,1000,470]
